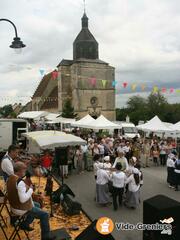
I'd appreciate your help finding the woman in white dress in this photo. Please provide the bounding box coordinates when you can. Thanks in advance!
[124,168,141,209]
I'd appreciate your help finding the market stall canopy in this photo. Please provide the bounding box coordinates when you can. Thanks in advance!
[22,130,86,150]
[44,113,60,121]
[88,115,122,130]
[137,116,173,132]
[47,117,76,124]
[71,114,95,128]
[170,121,180,132]
[18,111,48,120]
[73,115,122,130]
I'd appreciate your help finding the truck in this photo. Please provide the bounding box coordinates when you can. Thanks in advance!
[0,119,28,157]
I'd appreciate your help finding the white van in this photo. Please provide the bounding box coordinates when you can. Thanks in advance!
[113,121,140,139]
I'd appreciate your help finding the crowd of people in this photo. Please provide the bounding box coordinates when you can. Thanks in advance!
[0,131,180,238]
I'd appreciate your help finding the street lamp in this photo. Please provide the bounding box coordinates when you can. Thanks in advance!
[0,18,26,52]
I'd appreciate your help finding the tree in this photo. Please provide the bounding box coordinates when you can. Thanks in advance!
[61,99,77,118]
[0,104,15,118]
[147,91,168,121]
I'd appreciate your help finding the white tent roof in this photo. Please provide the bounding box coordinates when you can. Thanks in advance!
[75,115,121,130]
[137,116,173,132]
[45,113,60,121]
[170,121,180,132]
[46,117,76,124]
[71,114,96,127]
[22,130,86,149]
[18,111,48,120]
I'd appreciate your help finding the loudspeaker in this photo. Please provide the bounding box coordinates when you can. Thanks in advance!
[143,195,180,240]
[75,220,115,240]
[55,147,68,165]
[62,195,82,216]
[50,228,71,240]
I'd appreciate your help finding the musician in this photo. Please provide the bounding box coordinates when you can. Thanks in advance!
[7,162,56,240]
[1,145,20,181]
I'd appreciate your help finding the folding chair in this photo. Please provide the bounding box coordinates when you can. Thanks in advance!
[8,212,30,240]
[0,190,10,227]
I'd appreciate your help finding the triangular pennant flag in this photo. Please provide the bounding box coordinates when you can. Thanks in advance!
[131,84,137,91]
[153,86,159,94]
[123,82,128,88]
[176,89,180,93]
[101,80,107,88]
[52,70,58,79]
[161,87,166,93]
[141,84,146,91]
[169,88,174,93]
[89,77,96,86]
[39,69,45,76]
[112,80,117,87]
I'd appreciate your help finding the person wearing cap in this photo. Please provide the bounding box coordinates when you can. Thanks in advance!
[110,163,126,211]
[112,149,129,171]
[103,156,112,170]
[124,168,141,209]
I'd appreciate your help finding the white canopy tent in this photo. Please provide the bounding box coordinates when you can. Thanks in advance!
[46,117,76,124]
[22,130,86,153]
[137,116,173,133]
[72,114,122,130]
[44,113,60,121]
[18,111,48,120]
[71,114,96,128]
[170,121,180,132]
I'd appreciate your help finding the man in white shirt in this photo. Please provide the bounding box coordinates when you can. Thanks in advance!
[7,162,55,240]
[110,163,126,210]
[1,145,20,181]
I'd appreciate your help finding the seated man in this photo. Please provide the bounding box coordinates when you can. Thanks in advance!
[1,145,20,181]
[7,162,55,240]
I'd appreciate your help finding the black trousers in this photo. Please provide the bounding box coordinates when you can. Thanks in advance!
[112,186,124,210]
[160,154,167,166]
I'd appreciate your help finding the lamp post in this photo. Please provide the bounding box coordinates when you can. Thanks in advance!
[0,18,26,51]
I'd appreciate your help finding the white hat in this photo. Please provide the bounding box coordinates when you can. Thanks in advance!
[132,157,137,163]
[132,168,139,174]
[104,156,110,162]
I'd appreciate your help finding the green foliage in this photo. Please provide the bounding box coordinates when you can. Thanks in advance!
[61,99,77,118]
[116,92,180,124]
[0,104,16,118]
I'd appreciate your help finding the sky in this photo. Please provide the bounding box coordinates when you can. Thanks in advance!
[0,0,180,108]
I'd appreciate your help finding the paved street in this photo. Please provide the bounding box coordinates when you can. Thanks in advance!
[65,166,180,240]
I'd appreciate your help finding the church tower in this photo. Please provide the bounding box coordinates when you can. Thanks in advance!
[73,13,99,60]
[57,11,115,120]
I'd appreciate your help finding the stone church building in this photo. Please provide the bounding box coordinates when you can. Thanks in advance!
[31,12,115,120]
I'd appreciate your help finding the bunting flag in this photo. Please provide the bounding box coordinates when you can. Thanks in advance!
[112,80,117,87]
[161,87,166,93]
[141,84,146,91]
[153,86,159,94]
[131,84,137,91]
[39,69,45,76]
[176,89,180,93]
[123,82,128,88]
[169,88,174,94]
[52,70,58,79]
[89,77,96,86]
[101,80,107,88]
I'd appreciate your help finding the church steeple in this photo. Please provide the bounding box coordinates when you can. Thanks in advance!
[81,13,88,28]
[73,11,99,60]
